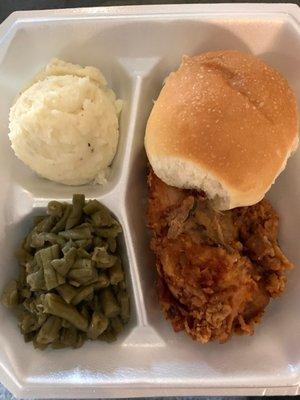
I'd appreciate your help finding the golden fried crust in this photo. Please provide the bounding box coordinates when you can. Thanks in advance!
[148,171,293,343]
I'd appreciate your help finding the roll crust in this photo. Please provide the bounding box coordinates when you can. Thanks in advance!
[145,50,298,209]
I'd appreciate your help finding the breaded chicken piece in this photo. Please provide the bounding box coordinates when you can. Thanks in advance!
[148,171,293,343]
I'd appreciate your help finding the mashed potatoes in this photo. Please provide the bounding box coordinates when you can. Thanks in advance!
[9,59,122,185]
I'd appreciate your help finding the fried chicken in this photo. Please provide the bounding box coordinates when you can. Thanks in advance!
[148,171,293,343]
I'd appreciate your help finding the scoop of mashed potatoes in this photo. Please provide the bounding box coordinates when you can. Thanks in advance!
[9,59,122,185]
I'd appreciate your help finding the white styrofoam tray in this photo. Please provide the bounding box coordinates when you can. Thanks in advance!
[0,3,300,398]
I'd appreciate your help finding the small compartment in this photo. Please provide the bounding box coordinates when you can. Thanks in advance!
[0,27,134,199]
[0,199,137,381]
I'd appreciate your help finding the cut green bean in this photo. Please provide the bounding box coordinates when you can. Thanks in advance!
[27,269,46,291]
[87,312,108,339]
[47,201,64,218]
[35,216,57,233]
[51,247,76,276]
[23,331,36,343]
[95,224,122,239]
[83,200,102,215]
[71,258,92,270]
[101,288,120,318]
[74,332,86,349]
[57,273,65,286]
[30,232,45,248]
[60,327,78,348]
[51,204,72,233]
[91,294,101,312]
[109,259,124,285]
[71,285,94,306]
[93,236,103,248]
[93,273,110,290]
[31,232,67,248]
[62,240,76,255]
[56,283,77,304]
[20,312,39,334]
[20,287,31,299]
[117,290,130,323]
[43,293,88,332]
[68,268,94,286]
[75,238,93,249]
[91,208,114,228]
[66,194,85,229]
[92,247,117,269]
[25,260,38,275]
[36,245,61,290]
[98,329,117,343]
[108,237,117,253]
[76,248,90,259]
[80,305,90,321]
[59,223,92,241]
[33,338,48,350]
[36,316,61,344]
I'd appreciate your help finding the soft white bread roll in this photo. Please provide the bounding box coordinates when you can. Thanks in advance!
[145,50,299,210]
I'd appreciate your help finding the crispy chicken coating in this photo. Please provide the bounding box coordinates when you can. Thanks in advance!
[148,171,293,343]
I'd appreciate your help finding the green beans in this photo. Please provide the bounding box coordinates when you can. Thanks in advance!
[1,194,130,350]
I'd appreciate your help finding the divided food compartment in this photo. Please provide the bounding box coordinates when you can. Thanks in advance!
[0,4,300,398]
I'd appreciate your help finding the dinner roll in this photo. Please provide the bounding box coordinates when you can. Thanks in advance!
[145,50,298,209]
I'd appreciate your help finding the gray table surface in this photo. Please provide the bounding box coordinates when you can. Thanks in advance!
[0,0,299,399]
